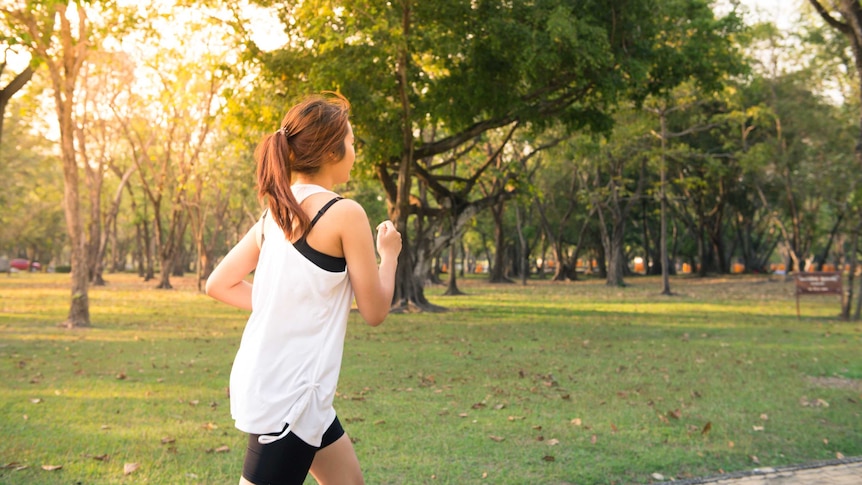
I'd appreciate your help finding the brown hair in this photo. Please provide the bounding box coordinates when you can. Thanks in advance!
[255,92,351,239]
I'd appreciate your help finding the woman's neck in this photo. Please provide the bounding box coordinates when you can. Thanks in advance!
[292,176,333,191]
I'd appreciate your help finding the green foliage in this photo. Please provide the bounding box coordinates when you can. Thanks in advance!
[0,82,64,263]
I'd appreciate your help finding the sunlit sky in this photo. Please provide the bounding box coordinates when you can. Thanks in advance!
[738,0,804,29]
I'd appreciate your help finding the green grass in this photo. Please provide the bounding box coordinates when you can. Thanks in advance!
[1,273,860,484]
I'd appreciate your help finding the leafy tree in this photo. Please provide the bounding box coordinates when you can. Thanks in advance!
[0,75,64,264]
[3,0,98,326]
[251,0,745,309]
[806,0,862,320]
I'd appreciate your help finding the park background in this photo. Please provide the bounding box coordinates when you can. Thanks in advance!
[1,0,861,483]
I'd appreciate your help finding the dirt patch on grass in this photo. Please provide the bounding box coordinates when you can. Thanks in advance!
[807,376,862,392]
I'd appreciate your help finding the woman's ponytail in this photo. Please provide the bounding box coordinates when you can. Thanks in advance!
[255,130,310,240]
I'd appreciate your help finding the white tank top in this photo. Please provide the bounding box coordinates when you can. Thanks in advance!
[229,184,353,446]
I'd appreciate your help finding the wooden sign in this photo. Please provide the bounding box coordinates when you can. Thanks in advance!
[795,272,843,318]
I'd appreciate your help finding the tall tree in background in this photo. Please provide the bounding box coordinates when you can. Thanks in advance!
[795,1,862,319]
[636,0,745,294]
[3,1,94,327]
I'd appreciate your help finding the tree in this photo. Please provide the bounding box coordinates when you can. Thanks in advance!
[806,0,862,320]
[0,75,65,264]
[3,1,95,327]
[636,0,746,294]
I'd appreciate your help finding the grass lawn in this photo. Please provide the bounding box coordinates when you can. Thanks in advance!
[0,272,860,484]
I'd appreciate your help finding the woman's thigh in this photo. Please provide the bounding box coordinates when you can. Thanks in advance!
[308,434,364,485]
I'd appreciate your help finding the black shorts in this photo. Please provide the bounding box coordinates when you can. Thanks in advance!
[242,416,345,485]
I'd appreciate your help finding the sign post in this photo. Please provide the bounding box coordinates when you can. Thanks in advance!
[794,272,843,318]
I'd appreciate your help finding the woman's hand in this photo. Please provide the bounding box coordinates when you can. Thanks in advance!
[375,220,402,261]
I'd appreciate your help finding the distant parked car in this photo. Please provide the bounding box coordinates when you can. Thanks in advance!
[10,258,40,272]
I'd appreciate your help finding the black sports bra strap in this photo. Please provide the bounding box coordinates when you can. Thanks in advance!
[308,197,344,229]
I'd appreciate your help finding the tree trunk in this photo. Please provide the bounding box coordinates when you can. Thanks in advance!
[443,237,465,295]
[844,220,861,320]
[60,126,90,327]
[659,110,671,294]
[607,217,627,287]
[488,199,512,283]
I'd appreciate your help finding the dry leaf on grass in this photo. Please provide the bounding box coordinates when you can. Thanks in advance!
[41,465,62,471]
[488,435,505,442]
[123,462,140,475]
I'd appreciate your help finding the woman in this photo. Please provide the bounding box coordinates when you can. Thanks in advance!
[206,92,401,485]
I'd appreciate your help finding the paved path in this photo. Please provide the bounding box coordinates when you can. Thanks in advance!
[674,457,862,484]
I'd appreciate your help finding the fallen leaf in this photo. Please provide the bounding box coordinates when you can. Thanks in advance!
[458,413,468,418]
[481,472,488,478]
[123,463,140,475]
[91,454,109,461]
[202,422,218,430]
[41,465,62,471]
[29,398,42,404]
[214,445,230,453]
[532,425,542,431]
[507,415,524,421]
[546,438,560,446]
[752,425,764,432]
[760,413,769,421]
[471,402,486,410]
[836,452,845,459]
[728,441,734,448]
[610,423,618,433]
[488,435,505,442]
[667,409,681,420]
[116,372,126,380]
[590,435,597,444]
[750,455,760,464]
[651,472,665,480]
[701,422,712,435]
[570,418,582,426]
[542,455,555,462]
